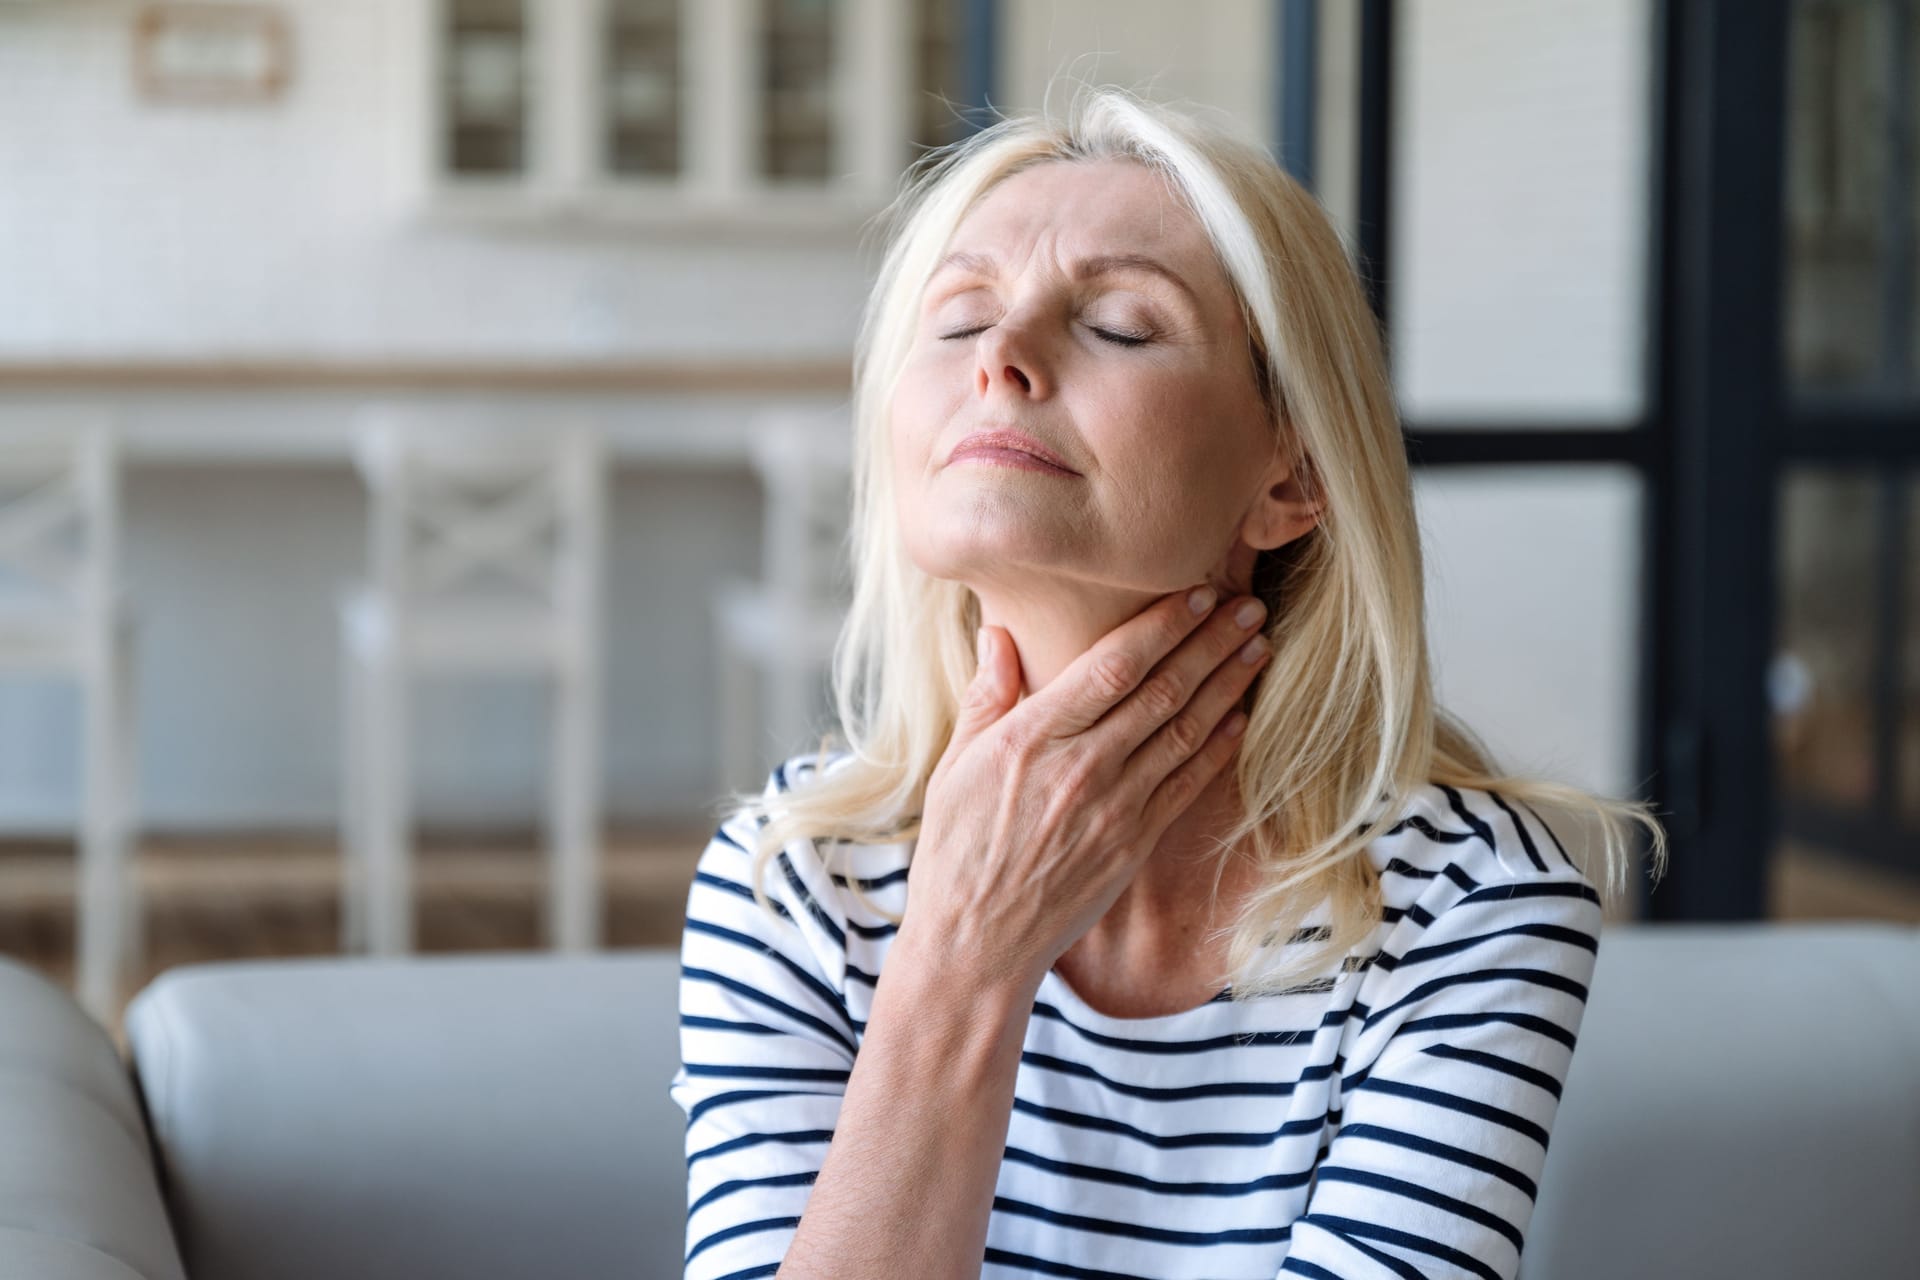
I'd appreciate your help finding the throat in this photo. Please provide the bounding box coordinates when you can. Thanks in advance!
[1050,943,1231,1019]
[1051,840,1260,1019]
[1051,904,1237,1019]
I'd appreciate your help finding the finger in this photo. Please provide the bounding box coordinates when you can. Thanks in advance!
[1092,593,1268,762]
[1119,616,1269,800]
[1140,697,1253,837]
[1027,585,1219,738]
[950,624,1018,752]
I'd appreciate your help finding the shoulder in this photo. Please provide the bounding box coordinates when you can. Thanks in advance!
[1344,783,1606,1060]
[1367,780,1594,892]
[692,749,907,955]
[763,747,853,798]
[1362,780,1604,955]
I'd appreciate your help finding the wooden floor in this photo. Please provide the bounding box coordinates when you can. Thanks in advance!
[0,824,713,1048]
[1768,838,1920,923]
[1,830,1914,1049]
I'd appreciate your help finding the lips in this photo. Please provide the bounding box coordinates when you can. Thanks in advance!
[946,429,1078,474]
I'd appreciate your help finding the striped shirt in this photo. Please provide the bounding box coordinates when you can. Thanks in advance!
[671,749,1604,1279]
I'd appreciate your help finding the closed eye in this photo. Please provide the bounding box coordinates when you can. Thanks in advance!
[938,322,1151,348]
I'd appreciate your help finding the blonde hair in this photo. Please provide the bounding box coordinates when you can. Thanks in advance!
[721,82,1668,999]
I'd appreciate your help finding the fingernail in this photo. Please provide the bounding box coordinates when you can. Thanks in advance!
[1234,598,1266,628]
[1225,711,1248,737]
[1188,585,1217,615]
[1239,635,1269,664]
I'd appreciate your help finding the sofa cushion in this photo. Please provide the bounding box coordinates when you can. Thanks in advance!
[115,925,1920,1280]
[1523,921,1920,1278]
[123,948,686,1280]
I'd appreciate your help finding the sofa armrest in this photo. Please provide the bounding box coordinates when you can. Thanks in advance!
[0,957,188,1280]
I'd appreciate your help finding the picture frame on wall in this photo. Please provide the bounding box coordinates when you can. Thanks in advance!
[133,2,293,105]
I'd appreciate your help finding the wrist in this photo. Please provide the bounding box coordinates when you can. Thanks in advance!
[886,916,1044,1026]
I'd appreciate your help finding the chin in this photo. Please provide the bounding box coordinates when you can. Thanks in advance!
[896,532,974,583]
[905,549,1001,586]
[904,536,1042,587]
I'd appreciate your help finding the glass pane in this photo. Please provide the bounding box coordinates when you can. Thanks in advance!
[444,0,530,176]
[1783,0,1899,390]
[1770,831,1920,919]
[1910,0,1920,385]
[1390,0,1652,426]
[604,0,682,177]
[760,0,838,182]
[913,0,966,158]
[1905,472,1920,823]
[1309,0,1361,264]
[1413,464,1645,916]
[1411,464,1644,799]
[1773,469,1878,809]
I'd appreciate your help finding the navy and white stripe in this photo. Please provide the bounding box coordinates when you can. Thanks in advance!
[671,750,1603,1279]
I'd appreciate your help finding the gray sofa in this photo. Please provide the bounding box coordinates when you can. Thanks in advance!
[2,922,1916,1280]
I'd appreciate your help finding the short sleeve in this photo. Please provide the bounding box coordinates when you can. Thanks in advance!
[1278,861,1605,1280]
[669,764,858,1279]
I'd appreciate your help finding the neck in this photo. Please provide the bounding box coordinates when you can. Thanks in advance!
[1100,766,1252,934]
[973,548,1257,698]
[979,583,1161,699]
[967,558,1262,949]
[1053,766,1260,1007]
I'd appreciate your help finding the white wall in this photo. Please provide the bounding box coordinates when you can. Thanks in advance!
[0,0,876,358]
[1415,465,1644,798]
[1392,0,1653,424]
[999,0,1276,153]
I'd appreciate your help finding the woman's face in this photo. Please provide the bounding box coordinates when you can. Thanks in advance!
[890,157,1299,604]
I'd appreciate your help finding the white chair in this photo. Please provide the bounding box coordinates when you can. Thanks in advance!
[713,408,854,796]
[0,411,141,1024]
[338,407,608,957]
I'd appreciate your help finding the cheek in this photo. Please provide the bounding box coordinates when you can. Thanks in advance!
[886,400,942,507]
[1100,392,1256,520]
[892,359,963,443]
[886,389,930,467]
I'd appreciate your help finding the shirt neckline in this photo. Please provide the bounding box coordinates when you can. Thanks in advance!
[1037,964,1235,1029]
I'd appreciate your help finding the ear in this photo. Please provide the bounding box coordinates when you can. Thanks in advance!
[1241,442,1323,552]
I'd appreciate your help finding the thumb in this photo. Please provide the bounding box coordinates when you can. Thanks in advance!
[956,625,1018,738]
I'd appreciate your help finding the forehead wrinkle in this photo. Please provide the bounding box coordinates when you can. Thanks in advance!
[931,248,1202,307]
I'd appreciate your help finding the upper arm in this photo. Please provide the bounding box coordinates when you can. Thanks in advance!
[670,784,858,1279]
[1278,865,1605,1280]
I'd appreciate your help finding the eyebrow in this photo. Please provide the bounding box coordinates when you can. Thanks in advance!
[931,249,1199,303]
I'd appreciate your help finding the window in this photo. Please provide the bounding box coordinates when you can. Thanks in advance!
[912,0,967,158]
[426,0,951,228]
[760,0,837,181]
[443,0,532,177]
[603,0,683,179]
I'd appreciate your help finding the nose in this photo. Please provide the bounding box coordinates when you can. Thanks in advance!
[983,362,1031,394]
[974,322,1041,398]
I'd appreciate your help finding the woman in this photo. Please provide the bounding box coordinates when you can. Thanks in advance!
[672,83,1667,1280]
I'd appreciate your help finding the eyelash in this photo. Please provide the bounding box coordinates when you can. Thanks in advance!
[939,322,1152,348]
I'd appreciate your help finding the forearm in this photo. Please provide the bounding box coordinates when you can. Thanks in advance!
[777,922,1037,1279]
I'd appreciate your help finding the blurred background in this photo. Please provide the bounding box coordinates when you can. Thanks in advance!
[0,0,1913,1044]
